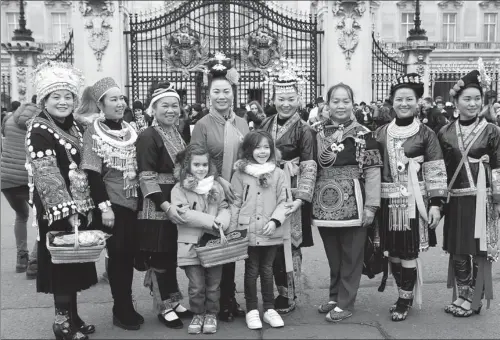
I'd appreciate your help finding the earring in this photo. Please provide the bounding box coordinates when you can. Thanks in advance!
[99,111,105,120]
[152,116,158,126]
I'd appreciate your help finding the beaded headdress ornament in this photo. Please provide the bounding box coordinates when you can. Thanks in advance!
[205,52,240,86]
[390,73,424,98]
[265,58,307,97]
[33,61,85,107]
[91,77,120,102]
[449,58,490,98]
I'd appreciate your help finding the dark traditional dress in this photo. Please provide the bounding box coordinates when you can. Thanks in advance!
[26,111,97,294]
[312,119,382,310]
[136,125,185,310]
[376,118,448,260]
[260,113,317,308]
[81,118,139,312]
[438,117,500,310]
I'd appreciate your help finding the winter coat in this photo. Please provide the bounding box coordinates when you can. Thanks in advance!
[1,103,41,190]
[171,179,231,267]
[229,161,290,247]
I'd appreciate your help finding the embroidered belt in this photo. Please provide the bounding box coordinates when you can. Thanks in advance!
[381,182,427,232]
[158,173,175,184]
[317,165,361,180]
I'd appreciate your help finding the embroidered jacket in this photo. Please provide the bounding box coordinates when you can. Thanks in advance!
[229,160,289,247]
[26,112,93,225]
[312,120,382,228]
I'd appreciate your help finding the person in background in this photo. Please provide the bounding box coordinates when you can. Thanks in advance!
[1,101,40,279]
[1,107,7,128]
[234,103,248,120]
[420,97,447,134]
[74,86,101,128]
[264,98,277,117]
[307,97,325,125]
[246,100,266,131]
[122,95,134,125]
[178,106,191,144]
[188,103,206,129]
[130,100,151,133]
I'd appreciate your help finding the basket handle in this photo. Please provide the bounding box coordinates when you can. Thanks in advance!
[73,217,80,251]
[218,223,228,246]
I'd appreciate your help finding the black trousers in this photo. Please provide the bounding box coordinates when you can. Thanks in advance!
[98,205,137,307]
[143,250,182,302]
[219,262,236,309]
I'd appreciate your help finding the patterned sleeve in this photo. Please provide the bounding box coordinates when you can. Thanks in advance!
[27,127,76,225]
[80,124,103,173]
[423,128,448,198]
[296,125,317,203]
[362,131,383,169]
[136,129,163,199]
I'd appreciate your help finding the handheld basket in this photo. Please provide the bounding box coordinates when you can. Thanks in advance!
[195,224,249,268]
[46,220,107,264]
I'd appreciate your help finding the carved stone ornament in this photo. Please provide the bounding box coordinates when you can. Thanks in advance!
[1,1,27,7]
[241,24,284,75]
[161,23,210,79]
[44,1,72,8]
[395,1,415,10]
[79,0,115,72]
[437,1,464,9]
[478,0,500,9]
[332,1,366,70]
[16,66,27,102]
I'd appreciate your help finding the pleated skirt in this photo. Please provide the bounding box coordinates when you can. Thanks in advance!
[137,219,178,253]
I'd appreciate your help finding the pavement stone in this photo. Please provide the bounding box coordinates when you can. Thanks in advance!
[2,195,500,339]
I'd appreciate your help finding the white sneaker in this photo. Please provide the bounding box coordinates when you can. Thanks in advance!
[263,309,284,328]
[245,310,262,330]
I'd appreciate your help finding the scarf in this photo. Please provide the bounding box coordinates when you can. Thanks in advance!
[242,162,276,178]
[209,109,244,181]
[182,175,215,195]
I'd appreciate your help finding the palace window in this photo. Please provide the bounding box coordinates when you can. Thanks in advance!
[442,13,457,41]
[51,12,69,43]
[484,13,497,42]
[400,13,415,39]
[6,12,20,41]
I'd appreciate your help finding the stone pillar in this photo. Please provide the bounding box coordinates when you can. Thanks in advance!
[319,0,372,101]
[0,0,42,104]
[73,1,128,88]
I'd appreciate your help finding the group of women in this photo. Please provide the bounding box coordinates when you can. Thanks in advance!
[26,55,499,340]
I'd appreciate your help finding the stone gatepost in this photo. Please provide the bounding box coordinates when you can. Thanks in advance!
[72,0,128,88]
[318,0,372,102]
[398,0,435,98]
[1,0,42,103]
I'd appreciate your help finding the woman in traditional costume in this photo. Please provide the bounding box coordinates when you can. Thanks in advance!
[28,61,97,340]
[259,58,317,314]
[375,74,447,322]
[81,77,142,330]
[135,83,192,328]
[312,83,382,322]
[190,52,249,321]
[438,67,500,317]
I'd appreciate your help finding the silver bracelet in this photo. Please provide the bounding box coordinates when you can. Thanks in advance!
[98,200,111,213]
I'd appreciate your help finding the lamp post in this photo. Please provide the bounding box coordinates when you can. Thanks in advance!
[12,0,34,42]
[407,0,427,41]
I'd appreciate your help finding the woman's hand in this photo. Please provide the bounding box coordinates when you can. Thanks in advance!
[101,209,115,229]
[167,206,187,225]
[68,213,80,232]
[218,177,236,203]
[262,220,277,236]
[428,206,441,229]
[361,208,375,227]
[285,199,302,217]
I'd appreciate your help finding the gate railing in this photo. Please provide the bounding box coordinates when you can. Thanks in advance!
[371,32,407,101]
[39,30,74,64]
[1,73,12,110]
[125,0,321,108]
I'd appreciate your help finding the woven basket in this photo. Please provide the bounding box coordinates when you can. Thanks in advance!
[195,226,249,268]
[46,220,107,264]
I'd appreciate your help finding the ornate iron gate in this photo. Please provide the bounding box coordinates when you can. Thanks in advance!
[125,0,321,107]
[371,32,407,102]
[1,73,12,110]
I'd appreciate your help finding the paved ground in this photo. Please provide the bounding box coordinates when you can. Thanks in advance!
[1,194,499,339]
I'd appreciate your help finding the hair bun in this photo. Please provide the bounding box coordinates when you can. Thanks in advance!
[157,82,171,90]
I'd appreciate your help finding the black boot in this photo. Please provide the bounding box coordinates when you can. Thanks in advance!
[70,294,95,335]
[53,308,88,340]
[391,267,416,322]
[389,261,402,313]
[112,300,141,331]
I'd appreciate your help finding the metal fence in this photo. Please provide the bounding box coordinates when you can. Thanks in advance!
[1,73,12,110]
[371,32,407,102]
[125,0,322,108]
[51,30,75,64]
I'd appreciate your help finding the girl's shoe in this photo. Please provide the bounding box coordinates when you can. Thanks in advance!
[444,302,462,314]
[202,313,217,334]
[188,314,205,334]
[245,310,262,330]
[53,310,88,340]
[158,309,183,329]
[173,303,194,319]
[452,304,482,318]
[263,309,284,328]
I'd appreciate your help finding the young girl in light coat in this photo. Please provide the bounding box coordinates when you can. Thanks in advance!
[229,130,291,330]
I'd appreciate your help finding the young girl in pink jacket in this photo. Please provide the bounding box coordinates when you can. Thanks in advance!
[230,130,290,330]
